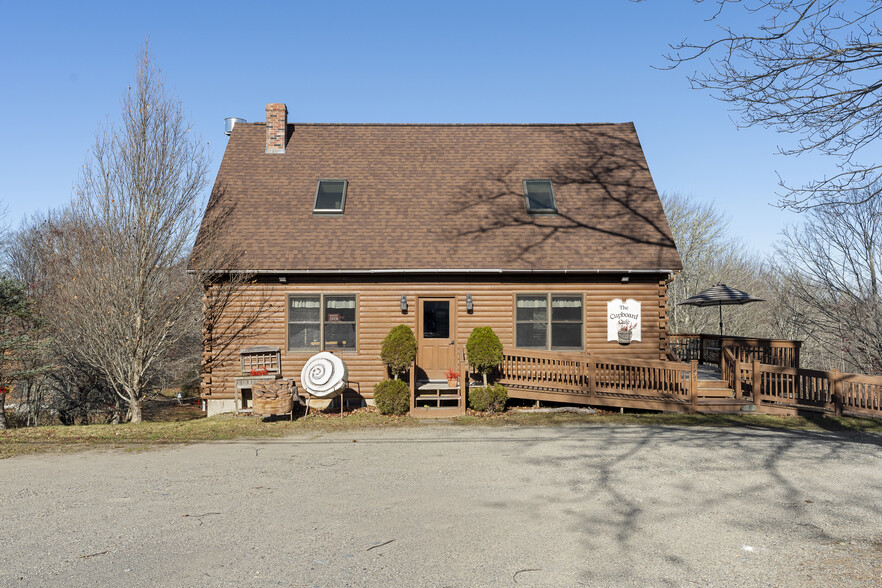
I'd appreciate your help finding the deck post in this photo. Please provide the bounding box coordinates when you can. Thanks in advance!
[831,369,843,416]
[734,361,742,400]
[689,360,698,413]
[586,356,596,402]
[459,357,467,415]
[409,360,416,412]
[752,360,762,410]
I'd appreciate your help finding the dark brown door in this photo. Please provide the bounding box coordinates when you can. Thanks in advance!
[417,297,455,380]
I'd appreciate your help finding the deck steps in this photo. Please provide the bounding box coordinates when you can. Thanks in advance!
[412,380,464,415]
[697,378,737,399]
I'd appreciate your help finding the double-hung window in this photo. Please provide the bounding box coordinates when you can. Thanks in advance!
[515,294,583,350]
[287,294,357,351]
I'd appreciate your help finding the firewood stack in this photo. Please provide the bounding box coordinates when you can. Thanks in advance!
[252,379,296,416]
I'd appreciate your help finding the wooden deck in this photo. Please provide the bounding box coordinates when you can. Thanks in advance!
[416,335,882,419]
[405,335,882,419]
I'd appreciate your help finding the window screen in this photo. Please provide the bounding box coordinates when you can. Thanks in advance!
[515,295,548,348]
[516,294,583,350]
[523,180,557,213]
[313,180,348,213]
[288,296,321,351]
[324,296,356,350]
[550,296,583,350]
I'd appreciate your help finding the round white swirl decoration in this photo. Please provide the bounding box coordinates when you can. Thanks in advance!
[300,352,349,398]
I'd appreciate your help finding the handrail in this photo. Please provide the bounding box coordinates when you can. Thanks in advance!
[669,333,802,370]
[721,347,737,391]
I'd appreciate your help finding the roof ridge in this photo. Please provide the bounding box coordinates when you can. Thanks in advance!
[247,121,629,127]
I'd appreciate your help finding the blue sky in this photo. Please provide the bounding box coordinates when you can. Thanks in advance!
[1,0,827,254]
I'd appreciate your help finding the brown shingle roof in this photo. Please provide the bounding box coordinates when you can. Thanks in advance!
[195,122,682,273]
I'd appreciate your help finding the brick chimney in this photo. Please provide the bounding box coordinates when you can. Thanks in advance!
[265,103,287,153]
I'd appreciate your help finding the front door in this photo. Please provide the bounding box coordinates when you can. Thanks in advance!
[417,297,456,381]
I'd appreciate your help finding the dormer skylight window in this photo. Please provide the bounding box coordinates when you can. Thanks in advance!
[523,179,557,214]
[313,179,348,214]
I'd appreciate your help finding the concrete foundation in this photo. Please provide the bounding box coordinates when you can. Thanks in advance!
[206,399,237,417]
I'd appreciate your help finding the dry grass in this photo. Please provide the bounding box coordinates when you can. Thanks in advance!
[453,409,882,432]
[2,404,880,458]
[0,407,417,458]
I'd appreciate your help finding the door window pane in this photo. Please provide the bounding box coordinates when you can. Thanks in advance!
[423,301,450,338]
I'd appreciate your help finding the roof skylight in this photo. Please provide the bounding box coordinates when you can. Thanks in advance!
[523,180,557,214]
[313,179,348,214]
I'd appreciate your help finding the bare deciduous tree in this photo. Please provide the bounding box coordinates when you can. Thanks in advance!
[0,276,44,430]
[45,48,211,422]
[774,188,882,373]
[658,0,882,210]
[661,192,766,335]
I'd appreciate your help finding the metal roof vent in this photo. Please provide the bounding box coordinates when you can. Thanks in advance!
[224,117,247,136]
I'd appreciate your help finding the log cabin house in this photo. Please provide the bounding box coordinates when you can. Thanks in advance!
[194,103,685,417]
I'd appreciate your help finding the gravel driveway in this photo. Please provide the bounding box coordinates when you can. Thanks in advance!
[2,424,881,587]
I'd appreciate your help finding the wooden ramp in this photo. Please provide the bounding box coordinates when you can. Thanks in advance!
[408,343,882,419]
[496,350,773,415]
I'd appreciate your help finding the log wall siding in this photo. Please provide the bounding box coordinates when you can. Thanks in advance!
[202,274,671,400]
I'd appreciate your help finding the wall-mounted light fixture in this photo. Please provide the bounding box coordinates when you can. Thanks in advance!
[279,276,287,283]
[621,275,629,283]
[466,294,474,313]
[400,294,408,313]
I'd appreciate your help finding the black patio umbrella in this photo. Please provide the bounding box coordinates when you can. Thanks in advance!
[678,283,764,336]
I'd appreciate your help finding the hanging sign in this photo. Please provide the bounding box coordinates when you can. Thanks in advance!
[607,298,641,344]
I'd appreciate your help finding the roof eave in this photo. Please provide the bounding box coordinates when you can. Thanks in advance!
[188,268,678,275]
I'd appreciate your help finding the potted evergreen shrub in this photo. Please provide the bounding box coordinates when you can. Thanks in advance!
[466,326,503,386]
[380,325,418,380]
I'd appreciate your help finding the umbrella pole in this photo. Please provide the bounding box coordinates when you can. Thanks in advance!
[719,303,723,337]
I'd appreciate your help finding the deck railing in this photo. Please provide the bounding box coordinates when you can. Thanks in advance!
[500,349,587,392]
[742,361,882,417]
[593,357,691,401]
[494,349,698,410]
[669,334,800,369]
[459,341,882,419]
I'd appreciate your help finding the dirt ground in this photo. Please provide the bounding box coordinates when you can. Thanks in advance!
[2,424,880,587]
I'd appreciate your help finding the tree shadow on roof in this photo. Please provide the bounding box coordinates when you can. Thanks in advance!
[447,125,680,268]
